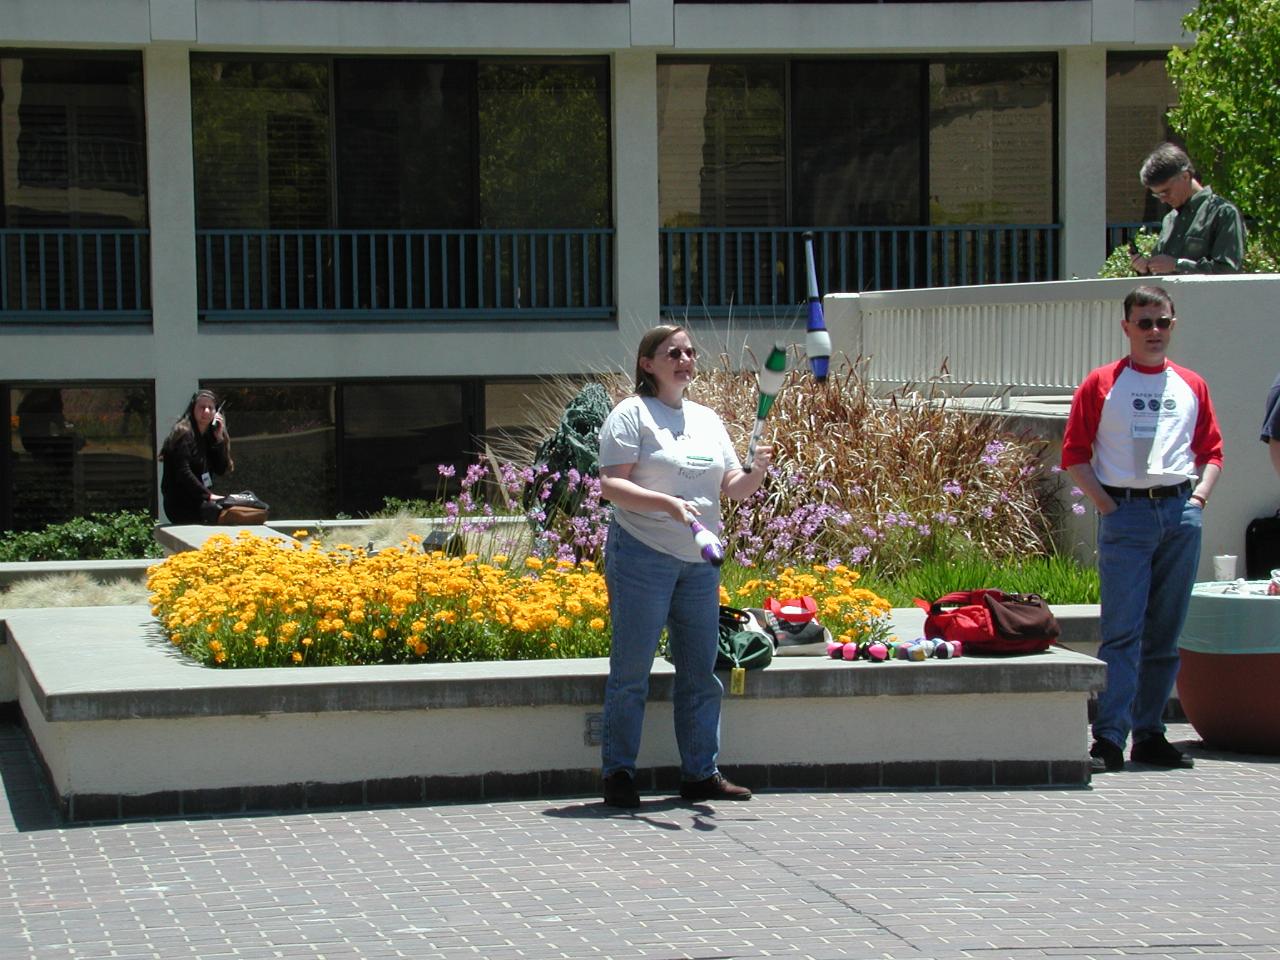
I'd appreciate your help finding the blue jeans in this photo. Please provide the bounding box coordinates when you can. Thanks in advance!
[1094,496,1202,748]
[601,521,724,781]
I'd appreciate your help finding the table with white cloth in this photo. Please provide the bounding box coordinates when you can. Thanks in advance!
[1177,581,1280,754]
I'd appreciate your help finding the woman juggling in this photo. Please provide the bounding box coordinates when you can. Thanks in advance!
[598,325,773,808]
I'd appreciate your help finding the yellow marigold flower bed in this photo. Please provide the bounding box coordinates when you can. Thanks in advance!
[149,532,612,668]
[735,564,895,647]
[150,535,895,669]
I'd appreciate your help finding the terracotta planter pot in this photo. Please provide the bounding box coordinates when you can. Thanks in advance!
[1177,650,1280,755]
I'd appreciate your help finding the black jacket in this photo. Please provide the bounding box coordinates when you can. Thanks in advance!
[160,425,231,523]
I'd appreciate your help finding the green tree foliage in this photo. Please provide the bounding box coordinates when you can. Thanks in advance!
[1167,0,1280,253]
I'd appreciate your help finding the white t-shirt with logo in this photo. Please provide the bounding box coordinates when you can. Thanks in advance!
[598,395,740,562]
[1061,357,1223,487]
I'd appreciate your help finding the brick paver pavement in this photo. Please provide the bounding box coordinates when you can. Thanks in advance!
[1,720,1277,959]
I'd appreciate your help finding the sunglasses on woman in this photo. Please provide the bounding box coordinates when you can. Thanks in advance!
[664,346,698,361]
[1132,316,1173,331]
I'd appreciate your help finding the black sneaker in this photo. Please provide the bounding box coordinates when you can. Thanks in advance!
[602,770,640,808]
[1131,733,1194,769]
[1089,737,1124,773]
[679,772,752,802]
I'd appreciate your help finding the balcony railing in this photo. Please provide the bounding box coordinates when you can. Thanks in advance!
[0,229,150,323]
[196,228,614,322]
[660,224,1060,317]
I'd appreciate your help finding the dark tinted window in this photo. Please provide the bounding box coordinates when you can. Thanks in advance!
[658,61,785,228]
[0,53,146,229]
[198,383,336,521]
[191,59,331,229]
[791,60,923,226]
[339,382,475,515]
[478,61,611,228]
[5,384,154,531]
[335,59,475,229]
[1106,54,1178,224]
[929,58,1054,224]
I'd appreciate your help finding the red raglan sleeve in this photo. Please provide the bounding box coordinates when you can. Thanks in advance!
[1177,365,1224,468]
[1061,368,1105,470]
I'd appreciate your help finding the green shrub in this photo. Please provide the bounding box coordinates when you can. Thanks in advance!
[0,510,161,562]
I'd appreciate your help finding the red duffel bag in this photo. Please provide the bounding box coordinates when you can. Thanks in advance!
[913,589,1060,655]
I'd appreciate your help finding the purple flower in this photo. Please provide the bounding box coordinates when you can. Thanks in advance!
[1070,486,1083,498]
[436,463,457,478]
[943,480,962,496]
[1072,503,1086,516]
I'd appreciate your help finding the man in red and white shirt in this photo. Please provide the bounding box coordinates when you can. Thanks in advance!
[1062,285,1223,774]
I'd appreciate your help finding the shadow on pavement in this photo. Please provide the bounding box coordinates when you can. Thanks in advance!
[0,719,62,832]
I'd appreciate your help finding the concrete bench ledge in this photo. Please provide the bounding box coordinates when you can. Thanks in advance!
[1,603,1106,821]
[153,523,283,555]
[4,605,1102,722]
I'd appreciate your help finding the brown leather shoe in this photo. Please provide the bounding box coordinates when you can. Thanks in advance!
[679,772,752,802]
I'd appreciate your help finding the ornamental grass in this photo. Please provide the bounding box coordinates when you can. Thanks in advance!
[690,352,1058,576]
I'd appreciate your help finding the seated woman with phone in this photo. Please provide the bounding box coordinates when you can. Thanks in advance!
[159,390,268,524]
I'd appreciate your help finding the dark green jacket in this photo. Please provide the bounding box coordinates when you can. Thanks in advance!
[1154,186,1246,274]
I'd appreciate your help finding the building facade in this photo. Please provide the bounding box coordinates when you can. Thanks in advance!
[1,0,1189,528]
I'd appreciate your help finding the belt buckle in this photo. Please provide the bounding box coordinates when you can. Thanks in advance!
[1145,487,1160,499]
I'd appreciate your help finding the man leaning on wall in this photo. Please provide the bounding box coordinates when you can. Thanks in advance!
[1130,142,1246,276]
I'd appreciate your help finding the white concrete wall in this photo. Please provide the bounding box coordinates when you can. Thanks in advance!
[827,275,1280,580]
[23,689,1085,797]
[5,0,1195,52]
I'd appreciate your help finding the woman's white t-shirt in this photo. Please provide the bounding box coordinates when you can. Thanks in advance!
[598,395,740,562]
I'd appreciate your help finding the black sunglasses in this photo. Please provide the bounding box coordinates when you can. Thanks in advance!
[664,346,698,361]
[1132,316,1173,331]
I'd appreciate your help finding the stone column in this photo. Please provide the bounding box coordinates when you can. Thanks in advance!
[612,48,661,348]
[143,40,199,514]
[1059,45,1109,280]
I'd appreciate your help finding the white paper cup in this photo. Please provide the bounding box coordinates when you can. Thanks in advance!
[1213,555,1238,581]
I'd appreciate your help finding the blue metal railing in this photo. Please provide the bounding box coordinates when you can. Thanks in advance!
[196,228,615,322]
[659,224,1061,315]
[0,229,150,322]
